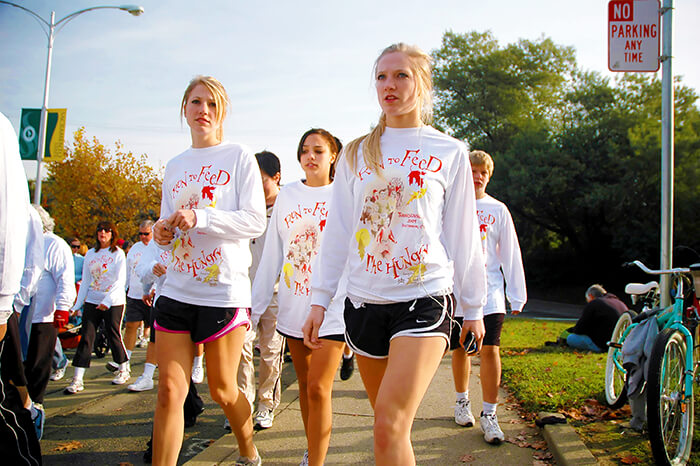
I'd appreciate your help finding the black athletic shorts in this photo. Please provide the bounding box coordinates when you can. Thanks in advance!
[449,313,505,350]
[153,295,250,344]
[344,294,453,359]
[278,330,345,343]
[125,297,152,324]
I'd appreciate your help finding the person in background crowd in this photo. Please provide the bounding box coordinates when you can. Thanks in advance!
[564,284,627,352]
[449,150,527,445]
[64,221,128,394]
[23,205,75,440]
[237,150,285,431]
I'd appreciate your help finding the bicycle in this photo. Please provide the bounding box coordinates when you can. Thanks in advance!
[604,260,700,465]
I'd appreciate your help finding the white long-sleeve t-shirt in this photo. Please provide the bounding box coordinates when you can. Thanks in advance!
[72,247,127,310]
[459,194,527,317]
[126,240,149,300]
[311,126,486,320]
[13,205,45,313]
[30,233,76,323]
[136,240,169,303]
[157,141,266,308]
[0,112,30,314]
[252,181,345,338]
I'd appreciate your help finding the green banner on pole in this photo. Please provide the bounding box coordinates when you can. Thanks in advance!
[19,108,67,161]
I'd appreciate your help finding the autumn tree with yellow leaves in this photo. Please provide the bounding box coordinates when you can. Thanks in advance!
[45,128,161,244]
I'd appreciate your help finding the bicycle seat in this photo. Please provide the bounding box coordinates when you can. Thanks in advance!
[625,281,659,295]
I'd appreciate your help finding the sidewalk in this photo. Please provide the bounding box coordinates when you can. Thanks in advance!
[186,354,544,465]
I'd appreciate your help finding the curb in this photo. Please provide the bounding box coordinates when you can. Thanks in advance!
[537,412,597,465]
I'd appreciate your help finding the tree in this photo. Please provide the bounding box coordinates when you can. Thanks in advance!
[44,128,162,244]
[432,31,700,291]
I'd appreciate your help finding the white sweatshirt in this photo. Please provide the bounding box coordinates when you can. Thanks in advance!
[72,247,127,310]
[463,194,527,317]
[0,112,29,314]
[252,181,345,338]
[126,240,149,299]
[136,240,170,302]
[29,233,76,323]
[157,142,266,308]
[13,205,45,313]
[311,126,486,320]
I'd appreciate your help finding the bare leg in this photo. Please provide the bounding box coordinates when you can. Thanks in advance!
[288,338,344,466]
[124,320,141,351]
[204,326,256,459]
[373,336,446,465]
[355,355,387,409]
[153,331,194,466]
[480,345,500,404]
[145,339,157,365]
[450,348,470,393]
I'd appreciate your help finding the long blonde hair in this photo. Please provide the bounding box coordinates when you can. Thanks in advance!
[345,43,434,175]
[180,75,230,142]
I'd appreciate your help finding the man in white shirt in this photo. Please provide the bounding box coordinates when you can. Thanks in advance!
[450,150,527,445]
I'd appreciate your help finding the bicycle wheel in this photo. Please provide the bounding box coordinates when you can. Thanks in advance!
[604,311,635,408]
[647,328,694,466]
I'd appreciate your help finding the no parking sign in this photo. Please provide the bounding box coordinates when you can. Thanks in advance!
[608,0,661,72]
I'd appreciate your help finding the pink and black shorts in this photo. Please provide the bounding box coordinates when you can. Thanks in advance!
[153,295,250,344]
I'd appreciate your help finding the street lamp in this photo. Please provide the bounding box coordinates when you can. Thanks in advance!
[0,2,144,204]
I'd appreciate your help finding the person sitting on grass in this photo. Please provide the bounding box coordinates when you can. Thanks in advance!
[561,284,628,353]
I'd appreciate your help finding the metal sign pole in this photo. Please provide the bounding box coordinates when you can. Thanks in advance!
[659,0,674,306]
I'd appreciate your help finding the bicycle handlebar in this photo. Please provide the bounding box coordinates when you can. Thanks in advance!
[623,260,690,275]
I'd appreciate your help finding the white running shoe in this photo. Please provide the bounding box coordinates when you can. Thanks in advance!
[253,408,274,429]
[112,369,131,385]
[50,366,66,381]
[128,374,154,392]
[299,450,308,466]
[223,418,231,431]
[479,412,505,444]
[191,365,204,384]
[64,378,84,394]
[454,398,475,427]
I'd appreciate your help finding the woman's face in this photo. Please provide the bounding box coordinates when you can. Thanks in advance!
[299,133,335,182]
[183,83,220,138]
[375,51,420,125]
[97,226,112,248]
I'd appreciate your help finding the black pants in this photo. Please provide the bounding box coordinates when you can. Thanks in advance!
[0,312,28,386]
[0,335,42,465]
[72,303,127,368]
[24,323,57,404]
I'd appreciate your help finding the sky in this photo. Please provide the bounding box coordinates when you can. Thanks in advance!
[1,0,699,184]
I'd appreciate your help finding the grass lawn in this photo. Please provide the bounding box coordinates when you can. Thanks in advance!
[500,317,700,465]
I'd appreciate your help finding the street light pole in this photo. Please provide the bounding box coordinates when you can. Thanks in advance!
[0,2,144,205]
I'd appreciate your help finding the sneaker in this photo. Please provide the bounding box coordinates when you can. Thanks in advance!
[223,418,231,431]
[340,355,354,380]
[455,398,475,427]
[479,412,505,444]
[234,446,261,466]
[112,369,131,385]
[105,361,119,372]
[299,450,309,466]
[191,365,204,384]
[31,403,45,440]
[128,374,154,392]
[50,366,66,381]
[253,408,274,430]
[136,337,149,348]
[64,378,84,394]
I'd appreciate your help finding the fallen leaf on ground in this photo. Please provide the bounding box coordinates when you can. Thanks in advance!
[54,441,83,452]
[460,454,475,462]
[546,392,555,398]
[619,454,643,464]
[533,451,554,460]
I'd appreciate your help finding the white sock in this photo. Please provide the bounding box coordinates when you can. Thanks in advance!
[126,349,132,359]
[143,363,156,379]
[482,402,498,416]
[74,367,86,381]
[193,355,203,368]
[343,351,354,359]
[456,391,468,401]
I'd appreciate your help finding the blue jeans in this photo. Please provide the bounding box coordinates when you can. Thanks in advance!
[566,333,603,353]
[52,337,67,370]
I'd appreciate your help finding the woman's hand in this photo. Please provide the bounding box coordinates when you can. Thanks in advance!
[460,318,486,352]
[152,263,167,277]
[302,305,326,350]
[96,304,108,311]
[154,219,174,245]
[167,209,197,232]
